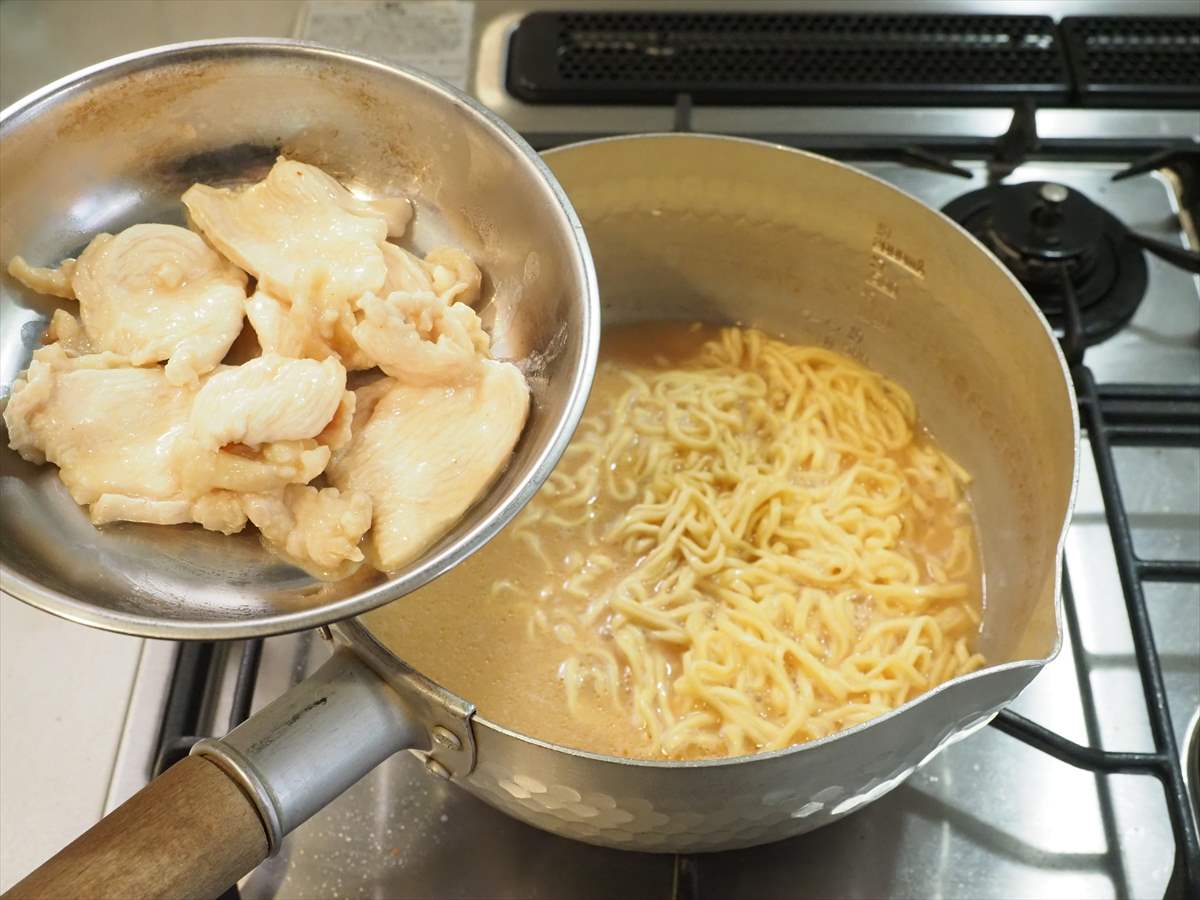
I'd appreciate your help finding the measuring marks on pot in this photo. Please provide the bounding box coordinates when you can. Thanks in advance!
[865,222,926,300]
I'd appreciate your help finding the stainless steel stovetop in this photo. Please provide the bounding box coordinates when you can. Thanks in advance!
[3,2,1193,898]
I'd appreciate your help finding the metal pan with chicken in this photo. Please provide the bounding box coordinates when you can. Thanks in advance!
[3,157,530,579]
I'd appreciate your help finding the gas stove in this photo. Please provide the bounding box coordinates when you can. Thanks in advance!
[1,2,1197,899]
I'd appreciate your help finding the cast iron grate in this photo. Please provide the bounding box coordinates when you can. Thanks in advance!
[982,189,1200,894]
[991,365,1200,899]
[1061,16,1200,107]
[507,12,1070,106]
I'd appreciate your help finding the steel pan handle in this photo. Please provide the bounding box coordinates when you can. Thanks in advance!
[5,649,424,900]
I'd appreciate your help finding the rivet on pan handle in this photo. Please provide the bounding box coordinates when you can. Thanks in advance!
[333,617,480,779]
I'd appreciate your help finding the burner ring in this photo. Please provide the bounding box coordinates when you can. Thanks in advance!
[942,183,1147,347]
[985,227,1102,290]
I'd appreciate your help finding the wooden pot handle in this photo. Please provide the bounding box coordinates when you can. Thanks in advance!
[5,755,268,900]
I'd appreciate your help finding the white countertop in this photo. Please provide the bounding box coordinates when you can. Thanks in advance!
[0,2,302,888]
[0,600,143,889]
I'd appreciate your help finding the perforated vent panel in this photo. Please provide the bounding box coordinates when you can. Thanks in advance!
[1061,16,1200,107]
[507,12,1070,106]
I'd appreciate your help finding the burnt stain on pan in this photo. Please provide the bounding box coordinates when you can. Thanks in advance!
[167,142,281,188]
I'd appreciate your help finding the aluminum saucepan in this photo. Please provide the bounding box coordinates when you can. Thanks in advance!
[9,134,1077,899]
[0,38,599,640]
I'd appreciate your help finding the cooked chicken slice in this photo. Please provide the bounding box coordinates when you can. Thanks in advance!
[182,158,389,306]
[381,243,435,295]
[327,360,530,572]
[316,390,356,452]
[71,224,246,385]
[89,487,249,533]
[352,291,489,386]
[190,490,249,534]
[245,289,310,358]
[366,197,413,239]
[23,341,127,373]
[90,495,193,527]
[190,354,346,449]
[245,287,373,370]
[293,172,410,238]
[381,243,482,306]
[242,484,372,571]
[7,255,77,299]
[44,310,92,354]
[5,349,331,528]
[177,438,331,498]
[425,247,482,306]
[3,351,199,506]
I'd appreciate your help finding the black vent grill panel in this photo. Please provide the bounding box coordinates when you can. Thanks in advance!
[508,12,1070,106]
[1061,16,1200,107]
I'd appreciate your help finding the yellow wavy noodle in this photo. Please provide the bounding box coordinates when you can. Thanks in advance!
[504,325,985,759]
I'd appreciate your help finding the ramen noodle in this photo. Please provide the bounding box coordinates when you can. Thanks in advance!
[367,322,985,760]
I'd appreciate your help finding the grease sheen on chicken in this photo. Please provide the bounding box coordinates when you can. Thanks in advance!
[329,360,530,572]
[10,224,248,385]
[4,158,529,579]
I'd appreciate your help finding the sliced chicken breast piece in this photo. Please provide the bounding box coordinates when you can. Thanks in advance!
[242,484,372,572]
[7,255,77,299]
[3,350,200,506]
[365,197,413,239]
[182,158,389,306]
[71,224,247,385]
[177,438,331,498]
[327,360,530,572]
[380,243,435,295]
[190,490,250,534]
[245,287,373,370]
[90,489,248,533]
[381,243,482,306]
[90,495,194,527]
[43,309,92,354]
[352,290,489,386]
[245,289,310,359]
[424,247,482,306]
[190,354,346,449]
[4,347,333,528]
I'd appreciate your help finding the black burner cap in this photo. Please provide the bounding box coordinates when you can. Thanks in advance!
[942,182,1147,348]
[988,182,1105,281]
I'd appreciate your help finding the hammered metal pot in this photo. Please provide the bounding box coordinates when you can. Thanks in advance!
[329,134,1079,853]
[11,134,1077,896]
